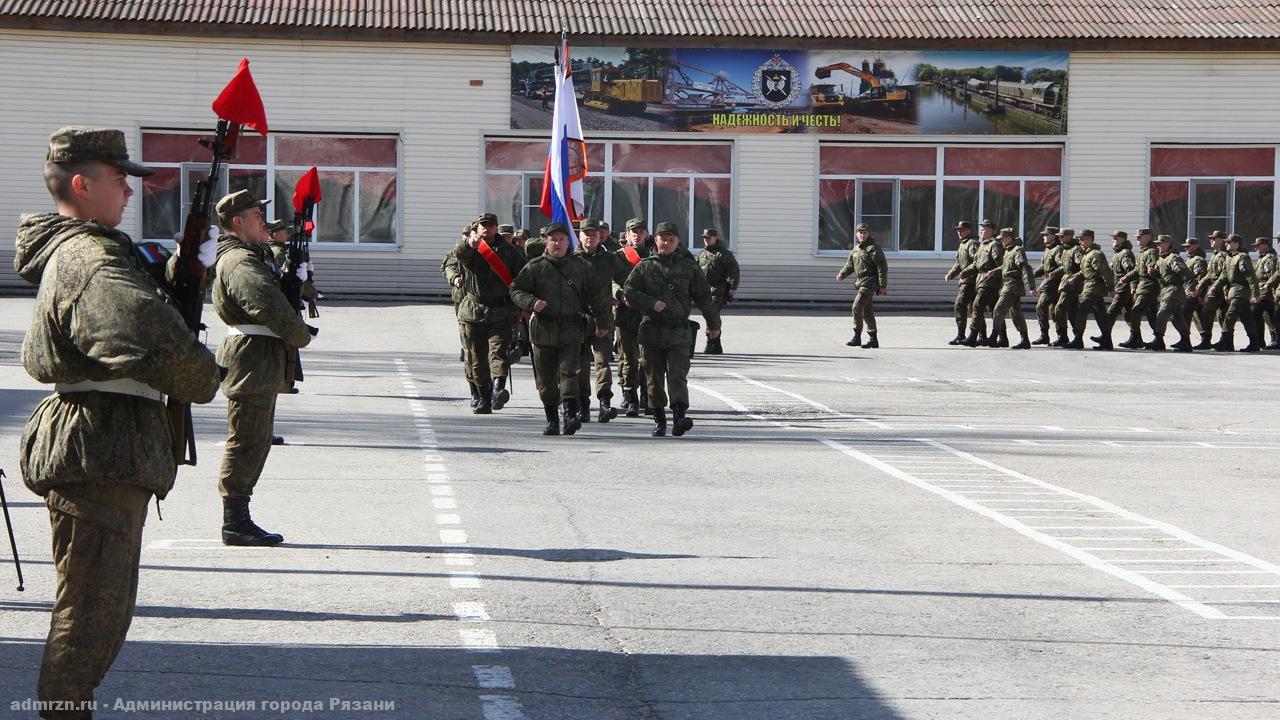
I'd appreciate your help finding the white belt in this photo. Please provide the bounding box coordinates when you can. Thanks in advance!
[55,378,164,403]
[226,324,280,338]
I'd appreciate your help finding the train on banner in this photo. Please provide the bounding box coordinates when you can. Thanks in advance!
[511,47,1068,135]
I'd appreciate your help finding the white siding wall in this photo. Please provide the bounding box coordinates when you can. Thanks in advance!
[0,29,510,294]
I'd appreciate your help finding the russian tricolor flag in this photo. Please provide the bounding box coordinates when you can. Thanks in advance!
[539,36,588,248]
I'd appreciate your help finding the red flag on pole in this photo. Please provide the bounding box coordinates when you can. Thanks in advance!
[293,166,322,213]
[212,58,269,135]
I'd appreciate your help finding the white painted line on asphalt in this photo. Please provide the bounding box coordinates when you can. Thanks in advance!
[459,628,500,653]
[436,514,463,525]
[440,529,468,544]
[449,572,483,589]
[432,497,459,510]
[445,553,476,566]
[427,473,450,483]
[688,383,792,429]
[728,372,891,428]
[430,486,455,496]
[479,695,526,720]
[1168,584,1280,589]
[1196,442,1219,448]
[473,666,515,690]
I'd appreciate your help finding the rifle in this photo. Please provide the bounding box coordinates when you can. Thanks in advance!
[279,167,323,381]
[0,469,23,592]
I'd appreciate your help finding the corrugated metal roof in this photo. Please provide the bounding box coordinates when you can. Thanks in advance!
[2,0,1280,40]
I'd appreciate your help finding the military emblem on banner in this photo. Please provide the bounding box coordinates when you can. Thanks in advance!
[753,54,800,109]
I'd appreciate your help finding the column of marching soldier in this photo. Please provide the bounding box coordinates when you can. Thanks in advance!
[942,220,1276,352]
[441,214,740,438]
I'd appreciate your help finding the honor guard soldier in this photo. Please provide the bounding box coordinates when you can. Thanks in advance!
[509,222,613,435]
[456,212,527,411]
[1051,228,1082,346]
[212,189,315,546]
[1031,226,1063,344]
[624,222,721,437]
[1107,230,1137,345]
[1194,231,1230,349]
[1150,234,1195,351]
[615,217,651,417]
[1213,233,1262,352]
[16,127,221,717]
[575,217,630,423]
[991,228,1036,349]
[1125,228,1160,348]
[1181,237,1208,337]
[1252,235,1279,347]
[943,220,979,345]
[696,228,740,353]
[835,223,889,348]
[1067,230,1115,350]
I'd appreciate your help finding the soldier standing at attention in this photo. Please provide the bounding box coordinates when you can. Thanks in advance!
[1106,230,1137,346]
[456,212,527,412]
[835,223,889,348]
[697,228,740,354]
[212,190,315,546]
[509,223,612,435]
[943,220,979,345]
[17,127,221,718]
[624,222,721,437]
[991,228,1036,349]
[1149,234,1195,351]
[1067,230,1114,350]
[1031,226,1063,345]
[615,218,651,417]
[1124,228,1160,348]
[1181,237,1207,339]
[1052,228,1082,347]
[1195,231,1229,349]
[575,218,629,424]
[960,219,1002,347]
[1213,233,1262,352]
[1251,235,1279,348]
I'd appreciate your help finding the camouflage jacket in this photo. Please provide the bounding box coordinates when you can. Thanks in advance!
[1155,249,1194,299]
[509,254,613,346]
[838,238,889,291]
[1077,246,1115,298]
[697,245,741,293]
[963,238,1004,289]
[1255,250,1279,299]
[1133,245,1161,295]
[623,251,720,348]
[14,213,219,498]
[440,246,465,305]
[614,245,650,330]
[1184,251,1208,297]
[947,237,980,284]
[1219,250,1260,297]
[1198,251,1230,297]
[1111,245,1136,293]
[999,243,1036,293]
[524,238,546,260]
[212,235,313,399]
[576,244,631,322]
[1034,242,1064,290]
[456,237,527,324]
[1058,243,1085,293]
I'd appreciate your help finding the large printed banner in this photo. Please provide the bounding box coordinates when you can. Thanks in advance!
[511,47,1067,135]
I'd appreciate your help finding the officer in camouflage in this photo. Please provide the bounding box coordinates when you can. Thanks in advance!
[1066,229,1115,350]
[990,228,1036,349]
[696,228,740,354]
[835,223,889,349]
[212,189,316,546]
[624,222,721,437]
[575,217,630,423]
[16,127,221,717]
[615,217,651,417]
[1031,226,1063,345]
[455,212,527,412]
[1149,234,1195,351]
[943,220,979,345]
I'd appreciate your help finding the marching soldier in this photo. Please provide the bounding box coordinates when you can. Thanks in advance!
[455,212,527,412]
[17,127,221,718]
[960,219,1002,347]
[575,217,630,423]
[1106,230,1137,346]
[509,222,612,435]
[1149,234,1195,351]
[943,220,979,345]
[1124,228,1160,348]
[511,228,530,251]
[442,227,476,407]
[1067,230,1114,350]
[615,218,651,417]
[601,221,622,252]
[1051,228,1082,347]
[697,228,740,354]
[1194,230,1230,349]
[1213,233,1262,352]
[1031,226,1063,345]
[1181,237,1208,337]
[212,190,316,546]
[525,226,548,260]
[835,223,889,349]
[1252,235,1279,348]
[624,222,721,437]
[498,224,515,244]
[991,228,1036,349]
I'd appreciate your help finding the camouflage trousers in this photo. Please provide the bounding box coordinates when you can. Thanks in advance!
[851,288,878,333]
[577,331,615,402]
[992,287,1029,336]
[1054,288,1081,337]
[1222,286,1260,342]
[969,283,1000,335]
[1255,298,1276,341]
[1130,289,1159,337]
[531,342,581,408]
[219,393,277,498]
[1075,293,1112,340]
[952,281,976,331]
[616,327,642,392]
[1106,288,1133,329]
[1154,288,1190,340]
[39,483,150,719]
[641,343,692,409]
[1035,283,1060,336]
[462,320,513,386]
[1198,291,1226,335]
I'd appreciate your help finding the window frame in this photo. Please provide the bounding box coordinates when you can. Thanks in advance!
[1147,143,1280,241]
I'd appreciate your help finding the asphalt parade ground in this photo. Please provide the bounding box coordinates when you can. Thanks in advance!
[0,298,1278,719]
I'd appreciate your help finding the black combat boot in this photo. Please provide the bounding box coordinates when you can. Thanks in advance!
[542,404,560,436]
[671,404,694,436]
[1144,338,1166,351]
[468,382,480,410]
[1193,332,1213,350]
[1012,333,1031,350]
[1240,324,1262,352]
[1118,331,1143,349]
[222,496,284,547]
[861,332,879,349]
[474,382,493,414]
[578,396,592,423]
[995,328,1009,348]
[1092,334,1114,351]
[272,435,285,445]
[1171,336,1193,352]
[949,321,966,345]
[1064,335,1084,349]
[597,394,618,423]
[1212,333,1235,352]
[962,325,980,348]
[708,337,723,354]
[562,398,581,435]
[622,389,640,418]
[492,375,510,410]
[1032,328,1050,345]
[846,330,862,347]
[652,408,667,437]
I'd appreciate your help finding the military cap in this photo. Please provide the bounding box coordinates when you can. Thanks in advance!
[1253,236,1271,246]
[463,224,476,235]
[1226,233,1243,243]
[701,228,719,237]
[1156,234,1175,244]
[497,224,514,235]
[855,223,870,232]
[1041,226,1059,235]
[475,212,498,226]
[1181,237,1200,247]
[579,217,602,231]
[266,219,288,233]
[978,219,996,229]
[1059,227,1076,235]
[600,221,611,229]
[513,228,530,239]
[999,227,1015,237]
[1136,227,1152,236]
[1111,230,1128,239]
[46,127,154,177]
[655,221,680,235]
[538,225,550,237]
[955,220,973,230]
[216,189,269,217]
[1208,230,1227,239]
[1079,229,1096,239]
[625,217,647,231]
[544,222,570,236]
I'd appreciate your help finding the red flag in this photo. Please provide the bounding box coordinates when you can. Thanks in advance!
[293,166,322,214]
[212,58,269,135]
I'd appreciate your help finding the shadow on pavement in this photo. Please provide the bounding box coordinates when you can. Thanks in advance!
[0,600,448,623]
[279,545,712,562]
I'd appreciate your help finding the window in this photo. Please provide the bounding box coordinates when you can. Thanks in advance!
[140,131,400,245]
[1149,146,1276,241]
[818,144,1062,254]
[484,140,732,250]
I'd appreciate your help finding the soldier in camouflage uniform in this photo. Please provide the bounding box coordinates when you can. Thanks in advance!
[601,221,622,252]
[836,223,889,349]
[1123,228,1160,348]
[1194,231,1229,349]
[1031,226,1063,344]
[1106,230,1137,345]
[624,222,721,437]
[1213,233,1262,352]
[456,212,527,411]
[1065,230,1114,350]
[212,190,315,546]
[615,217,652,417]
[441,226,477,405]
[575,218,630,423]
[991,228,1036,349]
[509,223,613,435]
[960,219,1002,347]
[943,220,979,345]
[525,226,548,260]
[1051,228,1082,347]
[1149,234,1195,351]
[696,228,740,354]
[16,128,221,716]
[1251,235,1279,348]
[1180,237,1207,338]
